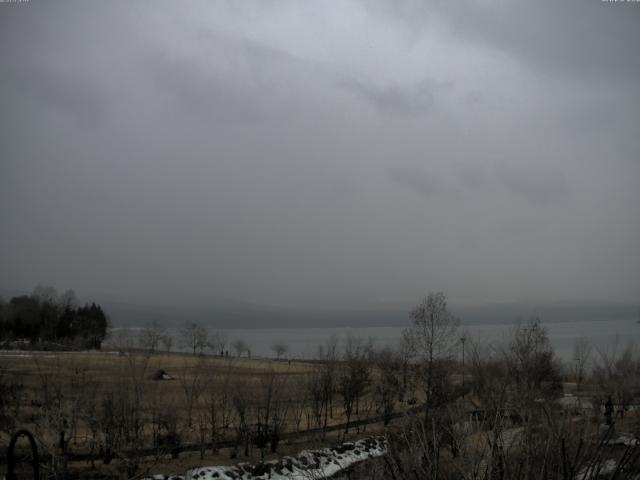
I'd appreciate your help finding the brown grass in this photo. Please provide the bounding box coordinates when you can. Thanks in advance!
[0,350,398,479]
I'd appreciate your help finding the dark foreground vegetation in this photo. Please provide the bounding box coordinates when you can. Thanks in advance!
[0,286,108,350]
[2,291,640,479]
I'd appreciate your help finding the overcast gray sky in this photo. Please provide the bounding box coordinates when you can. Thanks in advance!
[1,0,638,310]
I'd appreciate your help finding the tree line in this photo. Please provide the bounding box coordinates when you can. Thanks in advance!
[0,285,108,350]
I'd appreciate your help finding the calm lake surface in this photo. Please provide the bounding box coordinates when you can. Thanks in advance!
[187,317,639,361]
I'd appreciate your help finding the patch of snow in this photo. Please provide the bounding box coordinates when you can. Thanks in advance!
[144,436,387,480]
[575,459,617,479]
[556,396,594,411]
[605,433,638,446]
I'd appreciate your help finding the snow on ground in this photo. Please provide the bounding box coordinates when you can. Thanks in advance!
[575,459,617,479]
[605,433,639,446]
[145,436,387,480]
[556,396,594,412]
[0,349,121,357]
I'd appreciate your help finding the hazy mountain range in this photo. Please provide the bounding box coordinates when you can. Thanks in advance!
[1,287,636,329]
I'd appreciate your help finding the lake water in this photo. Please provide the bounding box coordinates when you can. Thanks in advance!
[175,317,639,362]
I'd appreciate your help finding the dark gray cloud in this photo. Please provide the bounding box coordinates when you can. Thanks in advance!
[496,164,570,207]
[455,163,488,191]
[371,0,640,87]
[387,165,442,198]
[0,0,638,312]
[8,63,107,127]
[341,79,439,116]
[147,52,264,123]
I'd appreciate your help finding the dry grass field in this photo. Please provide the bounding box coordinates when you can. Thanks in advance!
[5,321,630,480]
[0,349,404,479]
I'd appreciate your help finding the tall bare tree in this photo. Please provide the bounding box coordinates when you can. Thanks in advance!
[232,338,249,357]
[230,378,251,458]
[313,335,339,436]
[271,342,289,360]
[573,337,592,392]
[202,363,234,454]
[337,335,372,433]
[593,339,637,421]
[507,318,560,405]
[161,333,173,353]
[181,321,208,355]
[405,291,459,420]
[138,320,165,353]
[373,347,401,425]
[252,370,289,459]
[208,330,227,356]
[179,357,205,428]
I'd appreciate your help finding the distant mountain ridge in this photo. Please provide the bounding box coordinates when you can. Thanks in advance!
[1,287,636,329]
[99,298,639,329]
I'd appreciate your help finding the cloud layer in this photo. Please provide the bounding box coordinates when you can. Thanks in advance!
[1,0,638,310]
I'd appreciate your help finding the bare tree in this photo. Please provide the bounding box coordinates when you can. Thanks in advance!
[97,351,151,472]
[288,375,310,433]
[0,359,23,434]
[373,347,401,425]
[138,320,165,353]
[230,377,251,458]
[337,335,372,433]
[179,357,205,428]
[312,335,339,436]
[202,363,234,454]
[181,321,208,355]
[405,291,459,420]
[208,330,227,356]
[271,342,289,360]
[32,284,59,304]
[380,328,601,480]
[507,318,561,406]
[252,369,289,459]
[593,339,637,422]
[397,331,415,402]
[161,334,173,354]
[105,327,135,353]
[232,338,249,357]
[573,337,592,392]
[32,355,92,478]
[58,289,78,310]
